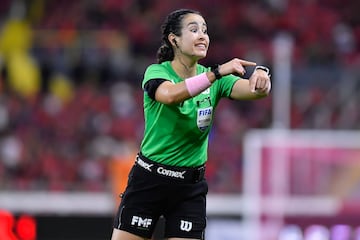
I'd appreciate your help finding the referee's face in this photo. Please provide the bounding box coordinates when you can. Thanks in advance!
[177,13,209,60]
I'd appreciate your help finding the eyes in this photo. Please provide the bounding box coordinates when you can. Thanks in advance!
[188,24,208,35]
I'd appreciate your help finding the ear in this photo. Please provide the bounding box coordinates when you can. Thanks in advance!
[168,34,177,47]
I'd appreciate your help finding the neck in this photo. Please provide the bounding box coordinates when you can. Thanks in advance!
[171,57,197,79]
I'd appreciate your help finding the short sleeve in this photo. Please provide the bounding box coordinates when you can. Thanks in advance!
[142,64,173,88]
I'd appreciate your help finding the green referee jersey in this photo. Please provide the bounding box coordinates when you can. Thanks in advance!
[141,61,239,167]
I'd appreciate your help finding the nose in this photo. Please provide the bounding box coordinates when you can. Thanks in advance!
[198,32,208,42]
[198,31,206,38]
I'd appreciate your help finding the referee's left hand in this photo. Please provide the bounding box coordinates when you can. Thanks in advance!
[249,68,271,95]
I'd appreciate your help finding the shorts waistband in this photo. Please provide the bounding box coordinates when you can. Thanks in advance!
[135,152,205,183]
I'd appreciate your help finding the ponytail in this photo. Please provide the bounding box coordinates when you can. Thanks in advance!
[157,43,174,63]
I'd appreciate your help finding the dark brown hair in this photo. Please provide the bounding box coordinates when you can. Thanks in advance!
[156,9,201,63]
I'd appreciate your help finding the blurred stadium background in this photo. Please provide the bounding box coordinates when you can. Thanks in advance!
[0,0,360,239]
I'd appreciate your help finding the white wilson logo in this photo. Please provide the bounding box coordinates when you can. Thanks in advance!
[180,220,192,232]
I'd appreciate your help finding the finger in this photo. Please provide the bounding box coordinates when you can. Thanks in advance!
[258,78,266,89]
[238,59,257,66]
[263,79,271,90]
[255,80,264,91]
[249,76,257,92]
[258,80,271,93]
[234,66,246,76]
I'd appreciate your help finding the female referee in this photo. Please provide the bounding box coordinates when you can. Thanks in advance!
[111,8,271,240]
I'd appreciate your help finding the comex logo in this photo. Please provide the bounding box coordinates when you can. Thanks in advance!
[131,216,153,229]
[180,220,192,232]
[157,167,186,179]
[136,158,153,172]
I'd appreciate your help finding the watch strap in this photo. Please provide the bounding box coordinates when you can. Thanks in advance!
[211,65,222,80]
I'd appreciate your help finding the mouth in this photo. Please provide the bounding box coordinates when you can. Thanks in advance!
[195,43,207,50]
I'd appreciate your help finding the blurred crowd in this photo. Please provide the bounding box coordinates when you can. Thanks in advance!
[0,0,359,193]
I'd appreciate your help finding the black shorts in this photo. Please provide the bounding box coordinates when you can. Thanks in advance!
[113,153,208,239]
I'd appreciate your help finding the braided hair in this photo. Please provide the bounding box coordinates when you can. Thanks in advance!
[156,9,201,63]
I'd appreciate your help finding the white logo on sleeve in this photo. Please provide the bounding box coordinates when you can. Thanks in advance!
[180,220,193,232]
[131,216,153,229]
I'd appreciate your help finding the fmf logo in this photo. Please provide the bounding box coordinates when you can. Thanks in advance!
[131,216,152,228]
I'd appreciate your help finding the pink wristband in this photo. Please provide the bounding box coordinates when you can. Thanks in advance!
[184,73,211,97]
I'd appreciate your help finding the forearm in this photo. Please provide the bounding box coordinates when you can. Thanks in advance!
[155,72,216,104]
[230,79,271,100]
